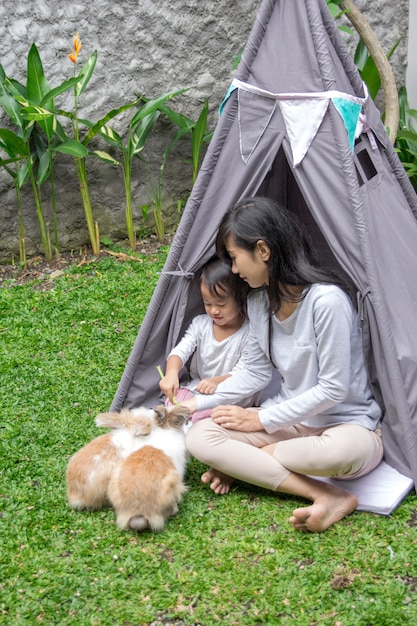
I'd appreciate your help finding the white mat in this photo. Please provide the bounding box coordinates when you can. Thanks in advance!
[312,460,414,515]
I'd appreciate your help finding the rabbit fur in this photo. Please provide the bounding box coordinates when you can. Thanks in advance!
[108,404,190,532]
[66,404,190,531]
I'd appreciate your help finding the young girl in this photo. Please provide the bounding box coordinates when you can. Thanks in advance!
[184,197,383,533]
[159,258,257,424]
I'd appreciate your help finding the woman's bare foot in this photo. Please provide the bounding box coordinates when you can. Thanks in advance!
[201,468,235,495]
[289,487,358,532]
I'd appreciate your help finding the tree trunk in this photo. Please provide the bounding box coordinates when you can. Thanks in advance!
[340,0,399,143]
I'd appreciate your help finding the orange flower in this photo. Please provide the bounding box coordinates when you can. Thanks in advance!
[68,32,82,63]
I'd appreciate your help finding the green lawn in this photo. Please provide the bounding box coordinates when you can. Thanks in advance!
[1,248,416,626]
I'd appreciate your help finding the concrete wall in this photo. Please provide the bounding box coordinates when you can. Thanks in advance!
[0,0,410,260]
[406,0,417,110]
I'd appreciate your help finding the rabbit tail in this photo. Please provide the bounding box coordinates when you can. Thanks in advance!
[109,447,187,532]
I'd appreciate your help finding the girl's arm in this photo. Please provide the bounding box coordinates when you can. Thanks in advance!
[195,373,232,395]
[193,332,273,410]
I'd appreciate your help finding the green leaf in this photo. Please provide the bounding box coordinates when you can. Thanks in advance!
[49,107,75,123]
[327,3,342,18]
[90,150,120,165]
[396,129,417,143]
[356,37,401,101]
[20,105,54,121]
[82,99,141,146]
[0,156,22,170]
[5,77,27,102]
[0,129,29,156]
[338,24,354,36]
[232,48,244,70]
[53,139,89,157]
[52,118,68,143]
[0,66,25,132]
[130,88,189,127]
[192,99,209,169]
[36,149,51,185]
[99,124,123,150]
[17,161,30,187]
[157,102,193,131]
[129,111,160,156]
[75,51,98,96]
[40,77,82,106]
[354,39,369,73]
[27,43,51,105]
[360,59,381,100]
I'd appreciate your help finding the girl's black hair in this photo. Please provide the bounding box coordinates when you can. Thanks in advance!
[200,257,249,317]
[216,196,352,314]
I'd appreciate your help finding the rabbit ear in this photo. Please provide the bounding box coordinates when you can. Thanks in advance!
[168,404,191,421]
[155,404,191,429]
[95,412,125,429]
[153,405,168,425]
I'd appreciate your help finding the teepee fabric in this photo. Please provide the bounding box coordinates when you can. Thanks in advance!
[112,0,417,485]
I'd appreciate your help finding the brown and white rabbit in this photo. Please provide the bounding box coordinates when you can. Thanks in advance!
[107,404,190,532]
[66,406,156,511]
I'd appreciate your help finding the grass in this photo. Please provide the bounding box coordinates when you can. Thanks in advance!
[1,247,416,626]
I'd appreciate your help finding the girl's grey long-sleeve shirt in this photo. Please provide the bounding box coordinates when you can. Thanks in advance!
[195,285,382,433]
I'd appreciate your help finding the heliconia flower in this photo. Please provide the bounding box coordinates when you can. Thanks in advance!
[68,32,82,63]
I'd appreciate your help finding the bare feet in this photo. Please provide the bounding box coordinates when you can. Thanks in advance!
[289,486,358,532]
[201,468,235,495]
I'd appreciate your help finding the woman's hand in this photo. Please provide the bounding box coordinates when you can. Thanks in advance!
[211,405,263,432]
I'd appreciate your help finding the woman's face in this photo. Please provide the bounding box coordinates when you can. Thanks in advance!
[225,236,270,289]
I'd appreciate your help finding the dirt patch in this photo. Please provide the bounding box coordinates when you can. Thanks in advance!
[0,235,172,289]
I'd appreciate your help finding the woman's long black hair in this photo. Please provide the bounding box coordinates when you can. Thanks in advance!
[216,196,352,314]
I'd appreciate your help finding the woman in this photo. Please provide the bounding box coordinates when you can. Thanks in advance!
[183,197,383,532]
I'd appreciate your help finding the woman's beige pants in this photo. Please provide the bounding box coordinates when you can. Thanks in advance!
[186,419,383,492]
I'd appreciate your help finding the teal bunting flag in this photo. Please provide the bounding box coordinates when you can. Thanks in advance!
[332,98,362,151]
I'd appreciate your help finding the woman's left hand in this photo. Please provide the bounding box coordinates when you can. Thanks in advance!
[211,405,263,431]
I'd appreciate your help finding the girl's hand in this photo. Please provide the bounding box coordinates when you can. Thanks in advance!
[211,405,263,432]
[196,377,218,395]
[159,373,179,402]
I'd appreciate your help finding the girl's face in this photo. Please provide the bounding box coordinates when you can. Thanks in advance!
[226,236,270,289]
[200,282,242,328]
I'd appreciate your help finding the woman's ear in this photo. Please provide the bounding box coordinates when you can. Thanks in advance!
[256,240,271,261]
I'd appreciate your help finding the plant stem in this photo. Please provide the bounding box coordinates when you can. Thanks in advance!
[27,159,52,261]
[75,156,100,254]
[49,151,60,258]
[123,151,136,249]
[15,182,27,268]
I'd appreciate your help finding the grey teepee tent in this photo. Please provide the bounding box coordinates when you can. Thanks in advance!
[112,0,417,485]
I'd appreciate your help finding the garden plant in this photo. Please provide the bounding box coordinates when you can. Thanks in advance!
[0,35,204,264]
[1,248,416,625]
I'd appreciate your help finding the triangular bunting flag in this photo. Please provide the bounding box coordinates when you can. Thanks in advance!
[278,98,329,167]
[332,98,362,151]
[237,89,277,163]
[219,83,237,116]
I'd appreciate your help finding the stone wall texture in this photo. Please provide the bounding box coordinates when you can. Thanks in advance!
[0,0,410,259]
